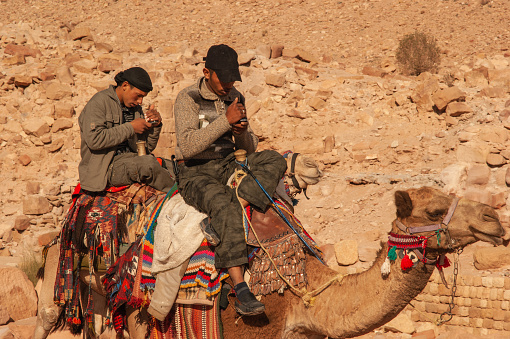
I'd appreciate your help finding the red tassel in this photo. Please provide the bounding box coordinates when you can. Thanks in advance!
[436,255,451,270]
[401,254,414,270]
[72,317,81,325]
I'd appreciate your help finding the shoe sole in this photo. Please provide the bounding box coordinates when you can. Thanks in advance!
[234,304,265,316]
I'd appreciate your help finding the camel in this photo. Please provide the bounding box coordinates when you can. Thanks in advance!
[34,186,504,338]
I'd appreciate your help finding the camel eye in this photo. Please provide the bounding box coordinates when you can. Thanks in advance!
[427,210,444,220]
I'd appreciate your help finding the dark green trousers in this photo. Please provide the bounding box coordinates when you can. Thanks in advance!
[178,150,287,268]
[107,153,175,192]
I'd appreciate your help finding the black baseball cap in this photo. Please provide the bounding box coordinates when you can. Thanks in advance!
[204,44,242,83]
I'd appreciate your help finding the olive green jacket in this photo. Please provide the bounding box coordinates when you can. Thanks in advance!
[78,85,161,191]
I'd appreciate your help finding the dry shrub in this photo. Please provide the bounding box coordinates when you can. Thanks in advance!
[20,252,42,287]
[396,31,441,76]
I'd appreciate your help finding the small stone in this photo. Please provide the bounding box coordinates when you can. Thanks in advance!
[22,119,50,137]
[323,135,335,153]
[334,239,358,266]
[69,26,92,40]
[285,109,307,119]
[73,59,97,73]
[164,70,184,84]
[13,216,30,232]
[0,268,37,321]
[265,73,286,87]
[26,182,41,195]
[47,138,64,153]
[56,66,74,85]
[362,66,385,77]
[446,102,472,117]
[95,42,114,53]
[2,54,25,65]
[4,43,41,58]
[130,43,152,53]
[97,55,122,73]
[308,97,326,110]
[45,82,73,100]
[23,196,51,215]
[505,168,510,186]
[492,192,506,209]
[458,131,473,142]
[282,48,298,58]
[249,85,264,97]
[480,86,507,98]
[464,70,488,87]
[255,45,271,59]
[18,154,31,166]
[53,102,75,118]
[270,44,284,59]
[51,119,73,133]
[466,165,490,185]
[38,231,60,247]
[238,52,255,65]
[383,313,415,334]
[295,66,319,80]
[487,154,506,167]
[294,48,320,63]
[40,133,52,144]
[14,75,32,88]
[432,86,466,111]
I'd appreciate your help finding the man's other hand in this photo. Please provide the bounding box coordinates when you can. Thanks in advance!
[144,104,162,126]
[130,118,151,134]
[232,121,248,136]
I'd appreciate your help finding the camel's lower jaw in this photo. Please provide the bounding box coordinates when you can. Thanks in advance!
[471,229,504,246]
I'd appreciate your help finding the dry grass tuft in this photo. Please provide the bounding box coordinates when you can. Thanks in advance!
[396,31,441,76]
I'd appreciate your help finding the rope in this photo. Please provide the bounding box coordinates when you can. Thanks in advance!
[232,168,345,307]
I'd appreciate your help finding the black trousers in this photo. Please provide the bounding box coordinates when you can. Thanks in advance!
[178,150,287,268]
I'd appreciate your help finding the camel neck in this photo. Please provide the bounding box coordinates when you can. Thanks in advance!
[284,243,436,338]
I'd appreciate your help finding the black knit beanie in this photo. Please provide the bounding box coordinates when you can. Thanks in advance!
[114,67,153,92]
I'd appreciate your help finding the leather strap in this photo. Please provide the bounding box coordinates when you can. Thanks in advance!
[289,153,309,200]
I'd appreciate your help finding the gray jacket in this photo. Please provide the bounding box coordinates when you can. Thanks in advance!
[174,77,258,160]
[78,85,161,191]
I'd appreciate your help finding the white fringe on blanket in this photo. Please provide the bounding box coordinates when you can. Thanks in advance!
[152,193,207,275]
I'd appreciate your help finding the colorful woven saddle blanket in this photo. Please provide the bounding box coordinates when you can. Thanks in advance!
[51,183,164,331]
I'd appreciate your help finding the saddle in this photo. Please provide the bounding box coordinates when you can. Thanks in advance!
[246,205,294,247]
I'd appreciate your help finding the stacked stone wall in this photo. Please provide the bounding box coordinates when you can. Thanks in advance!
[407,270,510,336]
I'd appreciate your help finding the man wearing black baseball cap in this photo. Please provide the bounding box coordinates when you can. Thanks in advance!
[153,44,286,319]
[78,66,174,193]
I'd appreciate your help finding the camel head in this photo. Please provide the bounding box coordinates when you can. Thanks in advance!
[392,187,504,257]
[283,153,322,198]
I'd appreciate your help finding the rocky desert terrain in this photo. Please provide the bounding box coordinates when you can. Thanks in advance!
[1,0,510,338]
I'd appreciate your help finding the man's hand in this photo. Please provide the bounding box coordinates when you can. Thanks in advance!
[225,97,246,125]
[130,118,151,134]
[226,97,248,135]
[144,104,162,126]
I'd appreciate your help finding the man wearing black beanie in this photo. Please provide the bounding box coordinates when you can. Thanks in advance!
[78,66,174,192]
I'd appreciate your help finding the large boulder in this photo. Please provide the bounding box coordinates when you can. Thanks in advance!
[0,268,37,324]
[474,246,510,270]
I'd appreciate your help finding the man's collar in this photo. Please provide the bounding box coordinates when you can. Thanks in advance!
[197,77,240,101]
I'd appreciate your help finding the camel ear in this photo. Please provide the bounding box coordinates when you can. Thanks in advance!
[395,190,413,219]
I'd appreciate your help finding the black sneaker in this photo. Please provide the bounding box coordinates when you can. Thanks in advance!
[234,284,265,316]
[199,218,220,246]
